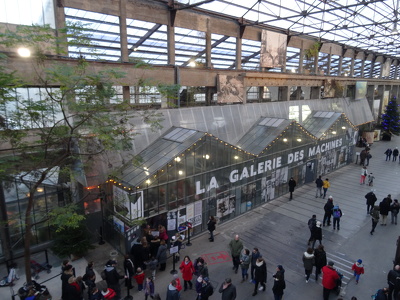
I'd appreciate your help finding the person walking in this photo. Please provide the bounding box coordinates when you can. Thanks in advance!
[200,277,214,300]
[250,248,262,282]
[322,178,330,199]
[307,214,317,246]
[351,259,364,284]
[322,261,340,300]
[360,149,367,166]
[332,205,343,230]
[379,196,391,226]
[179,256,194,291]
[385,148,393,161]
[311,221,323,249]
[288,177,296,200]
[315,175,323,198]
[207,216,217,242]
[365,151,372,166]
[391,199,400,225]
[323,196,334,226]
[252,257,267,296]
[360,166,368,184]
[229,234,243,274]
[314,244,327,282]
[143,277,154,300]
[219,278,236,300]
[370,205,380,235]
[103,260,127,300]
[240,249,250,283]
[156,239,167,271]
[387,265,400,300]
[123,254,135,291]
[302,247,315,283]
[166,280,180,300]
[365,190,377,214]
[272,272,286,300]
[368,172,375,186]
[393,147,399,161]
[133,267,145,291]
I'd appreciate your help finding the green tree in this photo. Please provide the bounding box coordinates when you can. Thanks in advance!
[381,97,400,136]
[0,23,177,283]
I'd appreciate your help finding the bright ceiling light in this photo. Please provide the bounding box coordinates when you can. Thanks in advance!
[18,47,31,57]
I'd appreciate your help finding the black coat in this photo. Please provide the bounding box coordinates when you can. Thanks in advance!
[272,278,286,296]
[365,192,377,206]
[288,179,296,192]
[379,199,391,215]
[104,267,124,286]
[254,262,267,283]
[324,200,334,214]
[311,227,322,241]
[219,283,237,300]
[314,249,327,269]
[207,219,216,231]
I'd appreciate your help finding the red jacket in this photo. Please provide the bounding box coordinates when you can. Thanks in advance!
[175,277,183,292]
[102,288,116,300]
[134,271,145,284]
[180,260,194,281]
[351,263,364,275]
[322,266,339,289]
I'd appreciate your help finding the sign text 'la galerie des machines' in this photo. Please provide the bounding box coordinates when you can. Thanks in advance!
[195,138,343,195]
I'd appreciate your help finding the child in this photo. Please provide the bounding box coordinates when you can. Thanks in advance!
[143,277,154,300]
[101,287,116,300]
[89,287,103,300]
[368,173,375,186]
[134,267,145,291]
[173,273,183,293]
[145,256,158,280]
[351,259,364,284]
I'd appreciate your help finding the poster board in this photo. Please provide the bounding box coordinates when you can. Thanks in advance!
[260,30,287,68]
[217,75,244,103]
[113,186,144,220]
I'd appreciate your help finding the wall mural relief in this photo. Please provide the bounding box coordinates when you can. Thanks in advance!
[217,75,244,103]
[260,30,287,68]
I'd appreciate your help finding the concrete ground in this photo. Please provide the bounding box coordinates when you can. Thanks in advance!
[2,135,400,300]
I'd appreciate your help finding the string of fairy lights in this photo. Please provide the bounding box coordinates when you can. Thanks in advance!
[106,114,358,193]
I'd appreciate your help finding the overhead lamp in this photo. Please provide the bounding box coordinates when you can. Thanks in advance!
[18,47,31,57]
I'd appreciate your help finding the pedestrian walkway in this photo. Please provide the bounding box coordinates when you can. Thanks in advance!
[2,136,400,300]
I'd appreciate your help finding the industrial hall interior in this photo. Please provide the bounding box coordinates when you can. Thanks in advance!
[1,0,400,271]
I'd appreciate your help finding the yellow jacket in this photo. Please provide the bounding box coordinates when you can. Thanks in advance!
[322,180,330,188]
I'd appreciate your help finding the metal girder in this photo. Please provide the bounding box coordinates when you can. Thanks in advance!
[128,24,162,55]
[181,35,229,67]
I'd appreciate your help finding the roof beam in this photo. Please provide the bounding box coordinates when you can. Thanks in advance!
[128,24,162,55]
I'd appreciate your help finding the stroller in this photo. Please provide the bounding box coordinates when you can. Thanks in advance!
[18,280,51,300]
[30,260,52,279]
[334,270,344,295]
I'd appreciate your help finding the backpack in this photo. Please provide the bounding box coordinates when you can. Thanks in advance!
[333,209,341,218]
[207,283,214,296]
[308,218,316,231]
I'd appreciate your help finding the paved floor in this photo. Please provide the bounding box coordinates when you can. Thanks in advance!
[2,136,400,300]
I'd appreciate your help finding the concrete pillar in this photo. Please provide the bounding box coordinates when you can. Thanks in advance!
[235,28,242,70]
[310,87,320,100]
[53,0,68,56]
[369,56,376,78]
[119,0,130,103]
[279,86,289,101]
[338,56,343,76]
[206,19,212,68]
[350,55,355,77]
[299,46,304,74]
[167,17,175,65]
[205,87,213,106]
[360,60,365,78]
[327,53,332,76]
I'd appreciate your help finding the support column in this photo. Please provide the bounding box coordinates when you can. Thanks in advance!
[310,87,320,100]
[53,0,68,56]
[360,59,365,78]
[206,19,212,68]
[235,26,243,70]
[167,19,176,66]
[0,183,12,263]
[119,0,130,103]
[327,52,332,76]
[350,53,356,77]
[337,56,343,76]
[279,86,289,101]
[369,55,376,78]
[205,87,214,106]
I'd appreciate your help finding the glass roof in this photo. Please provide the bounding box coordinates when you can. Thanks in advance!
[301,111,343,138]
[237,117,294,154]
[193,0,400,57]
[119,127,205,187]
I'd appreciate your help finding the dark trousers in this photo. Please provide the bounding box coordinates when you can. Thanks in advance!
[315,267,321,281]
[323,287,332,300]
[333,217,340,229]
[323,188,328,198]
[371,219,378,233]
[250,265,256,280]
[232,255,240,271]
[289,191,293,199]
[367,205,372,214]
[254,280,266,293]
[184,280,193,290]
[323,212,331,226]
[387,283,398,300]
[209,230,214,241]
